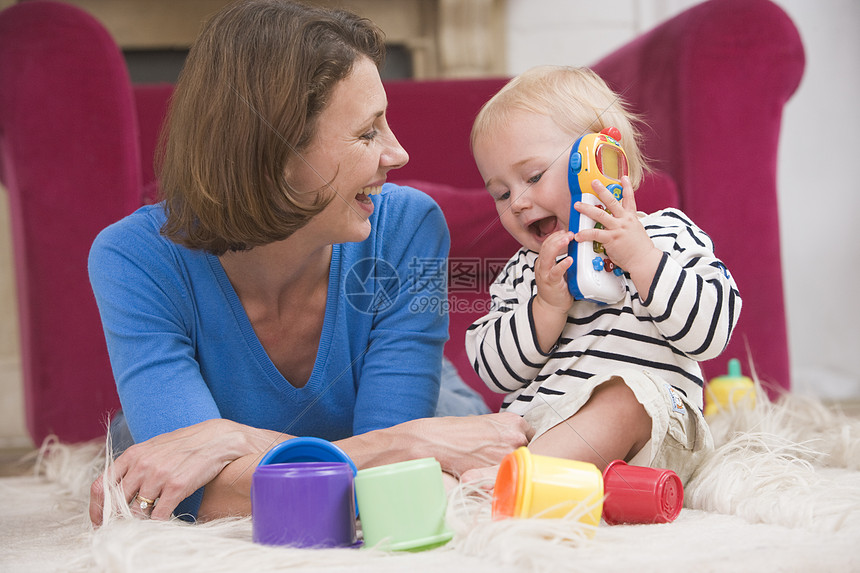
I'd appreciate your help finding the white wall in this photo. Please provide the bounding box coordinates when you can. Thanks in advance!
[775,0,860,400]
[505,0,860,400]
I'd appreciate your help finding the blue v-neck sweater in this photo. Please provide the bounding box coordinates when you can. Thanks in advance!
[89,184,449,517]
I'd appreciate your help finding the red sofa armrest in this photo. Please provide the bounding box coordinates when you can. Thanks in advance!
[592,0,804,395]
[0,0,142,443]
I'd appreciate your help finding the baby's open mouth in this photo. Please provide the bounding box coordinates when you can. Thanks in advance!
[529,216,561,238]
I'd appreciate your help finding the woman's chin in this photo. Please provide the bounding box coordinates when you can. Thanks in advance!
[346,219,373,243]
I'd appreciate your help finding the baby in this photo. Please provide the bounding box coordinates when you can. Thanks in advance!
[463,66,741,485]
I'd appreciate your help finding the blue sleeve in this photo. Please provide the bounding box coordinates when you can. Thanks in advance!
[351,187,450,435]
[88,215,222,440]
[88,211,217,519]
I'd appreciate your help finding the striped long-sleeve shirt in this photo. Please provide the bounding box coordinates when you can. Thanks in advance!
[465,208,741,414]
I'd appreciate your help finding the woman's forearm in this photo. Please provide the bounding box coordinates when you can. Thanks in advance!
[197,414,532,521]
[196,422,424,521]
[337,419,430,470]
[344,415,533,478]
[197,452,260,520]
[198,419,445,521]
[197,425,292,521]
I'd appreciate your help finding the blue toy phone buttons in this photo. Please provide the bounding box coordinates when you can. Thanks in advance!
[569,151,582,173]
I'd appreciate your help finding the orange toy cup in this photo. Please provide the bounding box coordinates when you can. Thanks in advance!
[492,447,603,535]
[601,460,683,525]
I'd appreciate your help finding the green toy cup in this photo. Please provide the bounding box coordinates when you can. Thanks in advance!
[354,457,454,551]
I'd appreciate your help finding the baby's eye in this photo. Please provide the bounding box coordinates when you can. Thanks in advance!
[360,129,379,141]
[495,190,510,202]
[527,172,543,185]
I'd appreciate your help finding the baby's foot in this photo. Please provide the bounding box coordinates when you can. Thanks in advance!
[459,464,500,491]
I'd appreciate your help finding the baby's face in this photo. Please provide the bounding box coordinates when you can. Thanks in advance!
[474,110,575,253]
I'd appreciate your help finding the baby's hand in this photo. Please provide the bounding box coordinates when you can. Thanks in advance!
[574,177,660,281]
[534,230,575,313]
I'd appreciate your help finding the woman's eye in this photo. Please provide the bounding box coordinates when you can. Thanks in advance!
[360,130,379,141]
[527,172,543,185]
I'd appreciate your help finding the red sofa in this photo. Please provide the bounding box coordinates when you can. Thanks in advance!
[0,0,804,443]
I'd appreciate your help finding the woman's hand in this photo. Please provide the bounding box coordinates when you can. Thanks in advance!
[89,418,281,525]
[574,177,663,294]
[338,412,532,482]
[413,412,534,478]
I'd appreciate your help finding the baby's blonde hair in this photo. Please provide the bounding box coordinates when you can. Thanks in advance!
[471,66,647,187]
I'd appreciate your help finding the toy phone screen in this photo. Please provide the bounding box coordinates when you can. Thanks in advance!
[595,145,628,181]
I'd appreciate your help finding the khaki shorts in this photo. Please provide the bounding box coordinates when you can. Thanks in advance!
[522,368,714,484]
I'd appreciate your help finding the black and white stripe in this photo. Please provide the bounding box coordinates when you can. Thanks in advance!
[465,208,742,415]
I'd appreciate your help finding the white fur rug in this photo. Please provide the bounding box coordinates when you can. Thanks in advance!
[3,389,860,573]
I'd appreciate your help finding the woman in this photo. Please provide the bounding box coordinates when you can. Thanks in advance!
[87,0,531,524]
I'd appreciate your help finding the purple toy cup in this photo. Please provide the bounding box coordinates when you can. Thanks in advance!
[251,461,357,548]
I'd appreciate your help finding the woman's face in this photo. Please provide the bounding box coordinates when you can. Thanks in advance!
[288,56,409,244]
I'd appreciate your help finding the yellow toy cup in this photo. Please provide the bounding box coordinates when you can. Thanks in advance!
[492,447,603,535]
[705,358,756,417]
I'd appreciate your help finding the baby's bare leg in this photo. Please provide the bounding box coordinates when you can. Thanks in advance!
[527,377,651,471]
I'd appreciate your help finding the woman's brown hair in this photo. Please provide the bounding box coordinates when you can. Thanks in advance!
[157,0,386,254]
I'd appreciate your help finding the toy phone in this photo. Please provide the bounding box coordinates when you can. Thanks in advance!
[566,127,628,304]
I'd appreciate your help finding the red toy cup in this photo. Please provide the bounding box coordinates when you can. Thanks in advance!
[601,460,683,525]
